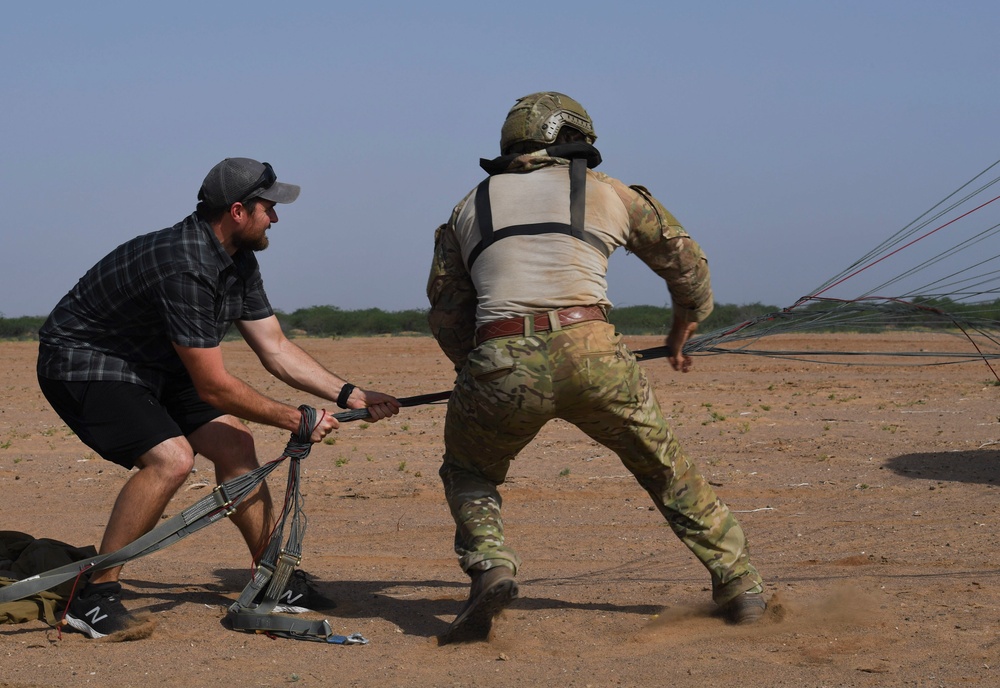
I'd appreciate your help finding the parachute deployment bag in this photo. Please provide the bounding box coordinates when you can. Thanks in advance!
[0,531,98,626]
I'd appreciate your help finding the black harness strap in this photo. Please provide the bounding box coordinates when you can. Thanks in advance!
[474,178,495,253]
[569,157,587,241]
[465,158,610,270]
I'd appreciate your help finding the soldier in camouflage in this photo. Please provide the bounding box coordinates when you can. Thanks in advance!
[427,92,767,643]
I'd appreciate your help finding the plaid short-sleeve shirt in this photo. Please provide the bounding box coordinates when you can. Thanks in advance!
[37,213,273,391]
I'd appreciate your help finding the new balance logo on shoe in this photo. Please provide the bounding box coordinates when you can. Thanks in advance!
[280,590,303,606]
[83,606,109,625]
[274,587,309,614]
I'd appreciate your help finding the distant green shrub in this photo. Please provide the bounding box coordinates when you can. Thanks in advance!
[0,316,45,340]
[5,297,998,340]
[608,303,780,335]
[276,306,431,337]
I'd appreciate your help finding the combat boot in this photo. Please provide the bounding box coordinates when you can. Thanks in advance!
[721,590,767,624]
[441,565,518,644]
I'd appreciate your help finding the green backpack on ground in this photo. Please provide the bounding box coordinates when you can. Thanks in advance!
[0,530,97,626]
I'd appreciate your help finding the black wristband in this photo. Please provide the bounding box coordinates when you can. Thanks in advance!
[337,383,356,409]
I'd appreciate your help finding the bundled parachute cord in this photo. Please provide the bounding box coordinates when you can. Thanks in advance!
[263,408,312,601]
[227,406,343,641]
[225,406,378,642]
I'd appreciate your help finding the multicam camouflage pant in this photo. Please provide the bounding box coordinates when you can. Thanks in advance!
[440,320,763,605]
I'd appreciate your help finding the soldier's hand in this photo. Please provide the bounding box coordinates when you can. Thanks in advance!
[666,319,698,373]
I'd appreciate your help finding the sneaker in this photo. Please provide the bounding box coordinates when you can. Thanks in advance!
[441,565,518,644]
[271,570,337,614]
[721,591,767,625]
[63,581,140,639]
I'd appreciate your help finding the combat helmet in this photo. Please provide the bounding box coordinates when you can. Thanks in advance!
[500,92,597,155]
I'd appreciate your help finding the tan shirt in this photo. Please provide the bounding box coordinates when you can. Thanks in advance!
[452,164,628,322]
[427,149,713,368]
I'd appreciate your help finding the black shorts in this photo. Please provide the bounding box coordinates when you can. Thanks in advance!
[37,375,224,469]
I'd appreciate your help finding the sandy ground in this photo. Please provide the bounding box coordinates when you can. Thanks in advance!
[1,333,998,688]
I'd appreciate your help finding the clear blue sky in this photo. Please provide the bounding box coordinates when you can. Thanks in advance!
[2,1,997,318]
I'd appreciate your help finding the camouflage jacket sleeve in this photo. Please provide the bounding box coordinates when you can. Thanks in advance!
[607,177,714,323]
[426,206,478,370]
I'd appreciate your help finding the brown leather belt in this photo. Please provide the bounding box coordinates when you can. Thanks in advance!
[476,305,607,344]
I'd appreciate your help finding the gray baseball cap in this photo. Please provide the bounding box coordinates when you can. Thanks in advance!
[198,157,301,208]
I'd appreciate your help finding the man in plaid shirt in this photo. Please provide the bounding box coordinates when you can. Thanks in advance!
[37,157,399,639]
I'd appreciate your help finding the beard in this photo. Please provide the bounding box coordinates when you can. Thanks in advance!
[233,229,270,252]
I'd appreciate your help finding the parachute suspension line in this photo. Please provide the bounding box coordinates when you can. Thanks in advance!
[692,157,1000,373]
[853,217,1000,303]
[807,190,1000,303]
[952,318,1000,383]
[805,157,1000,303]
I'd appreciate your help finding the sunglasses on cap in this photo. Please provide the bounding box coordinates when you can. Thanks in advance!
[240,162,276,203]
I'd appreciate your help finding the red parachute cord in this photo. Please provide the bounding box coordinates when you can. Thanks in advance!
[57,566,95,640]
